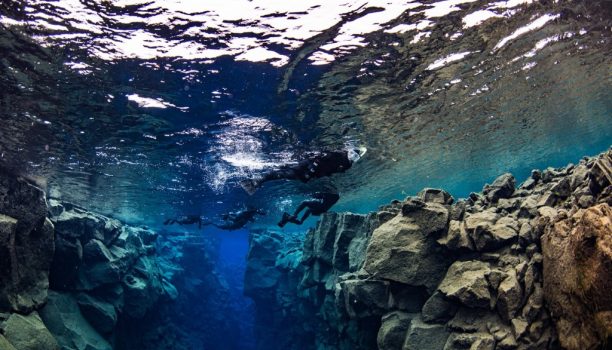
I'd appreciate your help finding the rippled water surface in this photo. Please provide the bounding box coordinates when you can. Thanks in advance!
[0,0,610,225]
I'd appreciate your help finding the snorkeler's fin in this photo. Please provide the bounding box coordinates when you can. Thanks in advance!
[240,179,258,195]
[277,212,291,227]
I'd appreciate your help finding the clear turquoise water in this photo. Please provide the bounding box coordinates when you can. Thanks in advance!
[0,1,610,348]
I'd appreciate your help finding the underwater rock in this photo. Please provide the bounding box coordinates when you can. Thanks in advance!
[377,311,415,350]
[244,231,283,298]
[403,316,450,350]
[244,149,612,350]
[1,311,58,350]
[0,334,17,350]
[541,203,612,350]
[483,173,516,204]
[438,260,492,309]
[39,291,112,350]
[77,293,117,334]
[418,188,454,205]
[363,203,449,291]
[0,170,54,314]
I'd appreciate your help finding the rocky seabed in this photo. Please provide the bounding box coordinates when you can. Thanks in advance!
[0,149,610,350]
[245,149,612,350]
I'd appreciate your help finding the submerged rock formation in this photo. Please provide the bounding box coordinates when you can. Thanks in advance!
[0,167,178,350]
[245,149,612,350]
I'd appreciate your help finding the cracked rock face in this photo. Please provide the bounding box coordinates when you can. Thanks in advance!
[0,171,54,314]
[245,149,612,350]
[542,203,612,350]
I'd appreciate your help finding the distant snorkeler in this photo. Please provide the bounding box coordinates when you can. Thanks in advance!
[278,191,340,227]
[209,207,266,231]
[240,146,367,195]
[163,215,204,229]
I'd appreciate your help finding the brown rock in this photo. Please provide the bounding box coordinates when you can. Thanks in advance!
[541,203,612,350]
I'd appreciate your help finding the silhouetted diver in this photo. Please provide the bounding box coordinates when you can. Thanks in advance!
[210,207,266,231]
[240,146,366,195]
[278,192,340,227]
[163,215,203,229]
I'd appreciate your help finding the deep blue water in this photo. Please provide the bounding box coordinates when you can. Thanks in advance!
[0,0,610,348]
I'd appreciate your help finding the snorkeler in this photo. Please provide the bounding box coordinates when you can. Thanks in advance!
[210,207,266,231]
[278,192,340,227]
[163,215,204,229]
[239,146,366,195]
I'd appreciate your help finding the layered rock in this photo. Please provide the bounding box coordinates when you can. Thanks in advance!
[0,170,54,313]
[0,166,179,350]
[541,151,612,350]
[43,200,175,348]
[245,148,612,350]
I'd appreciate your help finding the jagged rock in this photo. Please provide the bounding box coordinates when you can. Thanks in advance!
[437,220,474,251]
[417,188,454,205]
[550,178,571,199]
[421,290,457,323]
[122,255,165,319]
[339,278,389,318]
[483,173,515,203]
[0,334,16,350]
[245,232,282,297]
[536,192,558,207]
[0,214,54,313]
[77,293,117,334]
[333,213,367,272]
[51,203,122,245]
[403,316,450,350]
[448,308,499,333]
[449,201,466,221]
[496,269,523,322]
[308,213,338,264]
[363,203,449,291]
[39,291,111,350]
[511,317,528,339]
[517,222,532,246]
[49,234,82,289]
[472,216,517,251]
[438,260,492,309]
[0,169,48,233]
[2,311,58,350]
[541,203,612,350]
[518,196,538,218]
[388,284,428,312]
[590,151,612,192]
[443,332,495,350]
[377,311,414,350]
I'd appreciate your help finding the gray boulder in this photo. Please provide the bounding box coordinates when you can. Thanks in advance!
[0,214,54,313]
[483,173,515,203]
[421,290,458,323]
[377,311,415,350]
[438,260,492,309]
[496,269,523,322]
[418,188,454,205]
[443,332,495,350]
[77,294,117,334]
[2,311,58,350]
[39,291,111,350]
[363,203,449,291]
[244,232,282,298]
[403,316,450,350]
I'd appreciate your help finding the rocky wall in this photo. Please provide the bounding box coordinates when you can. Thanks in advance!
[0,167,178,350]
[245,149,612,350]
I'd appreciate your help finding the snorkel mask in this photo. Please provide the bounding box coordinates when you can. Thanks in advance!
[347,146,367,163]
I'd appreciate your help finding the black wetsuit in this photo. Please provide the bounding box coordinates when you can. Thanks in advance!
[263,150,352,183]
[212,209,265,231]
[163,215,203,229]
[278,192,340,227]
